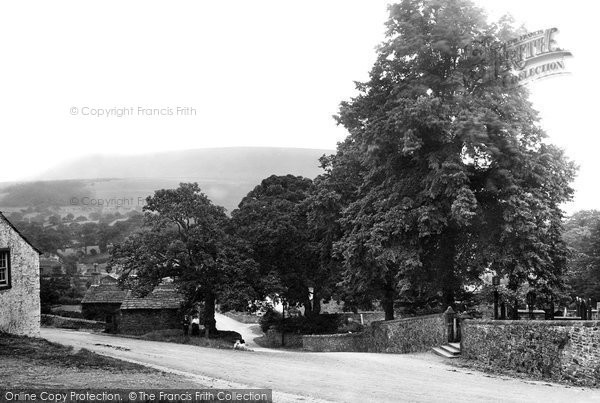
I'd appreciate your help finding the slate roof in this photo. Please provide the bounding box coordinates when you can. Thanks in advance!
[99,274,119,285]
[81,283,128,304]
[121,283,184,310]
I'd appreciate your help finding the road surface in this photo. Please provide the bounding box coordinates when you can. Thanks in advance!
[40,328,600,403]
[213,313,263,349]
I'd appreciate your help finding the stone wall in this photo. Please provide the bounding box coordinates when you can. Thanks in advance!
[117,309,180,335]
[302,313,447,353]
[462,319,600,387]
[41,314,106,331]
[366,314,447,353]
[81,303,121,322]
[0,219,40,336]
[262,329,304,348]
[303,332,368,352]
[341,312,386,326]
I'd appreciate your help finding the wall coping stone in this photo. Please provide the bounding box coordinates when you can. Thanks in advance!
[464,319,600,327]
[42,314,103,325]
[372,313,443,325]
[303,332,364,339]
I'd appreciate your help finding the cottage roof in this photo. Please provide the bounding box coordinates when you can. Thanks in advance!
[0,212,42,254]
[99,274,119,285]
[121,283,184,310]
[81,283,128,304]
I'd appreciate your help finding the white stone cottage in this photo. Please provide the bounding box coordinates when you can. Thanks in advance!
[0,212,41,336]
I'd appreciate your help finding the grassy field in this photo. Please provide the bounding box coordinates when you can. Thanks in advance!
[0,332,203,388]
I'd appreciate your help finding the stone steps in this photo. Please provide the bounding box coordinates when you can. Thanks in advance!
[432,343,461,358]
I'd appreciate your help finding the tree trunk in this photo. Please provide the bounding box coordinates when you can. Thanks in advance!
[203,292,217,336]
[382,281,395,320]
[442,287,455,309]
[511,297,520,320]
[303,289,321,318]
[303,300,313,317]
[312,292,321,315]
[440,230,458,308]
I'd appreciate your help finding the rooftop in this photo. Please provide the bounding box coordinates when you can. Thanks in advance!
[81,282,128,304]
[121,283,184,310]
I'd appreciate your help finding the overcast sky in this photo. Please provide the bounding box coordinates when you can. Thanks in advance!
[0,1,596,213]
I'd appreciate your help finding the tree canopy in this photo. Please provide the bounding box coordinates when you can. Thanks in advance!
[563,210,600,299]
[232,175,330,315]
[319,0,576,318]
[110,183,258,333]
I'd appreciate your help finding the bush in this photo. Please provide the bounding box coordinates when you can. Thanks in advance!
[259,309,344,335]
[259,309,282,333]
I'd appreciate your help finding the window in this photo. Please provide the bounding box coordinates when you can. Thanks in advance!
[0,249,10,290]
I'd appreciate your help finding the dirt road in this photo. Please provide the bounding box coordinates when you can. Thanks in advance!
[213,313,262,349]
[41,328,600,403]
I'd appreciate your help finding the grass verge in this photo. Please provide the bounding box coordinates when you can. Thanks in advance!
[139,328,242,349]
[0,332,202,388]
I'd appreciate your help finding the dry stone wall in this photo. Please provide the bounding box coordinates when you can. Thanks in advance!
[303,313,447,353]
[462,319,600,387]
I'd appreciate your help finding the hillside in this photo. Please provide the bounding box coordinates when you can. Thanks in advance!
[39,147,331,182]
[0,147,333,213]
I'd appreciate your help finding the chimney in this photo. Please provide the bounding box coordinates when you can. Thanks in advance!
[91,263,100,286]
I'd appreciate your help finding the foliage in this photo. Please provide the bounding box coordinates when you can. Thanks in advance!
[110,183,259,334]
[259,308,344,334]
[563,210,600,301]
[40,277,72,308]
[258,308,282,333]
[322,0,575,319]
[232,175,329,316]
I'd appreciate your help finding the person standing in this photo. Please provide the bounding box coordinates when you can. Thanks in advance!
[191,315,200,336]
[182,315,190,336]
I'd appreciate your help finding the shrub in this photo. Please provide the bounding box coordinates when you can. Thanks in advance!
[259,309,344,334]
[259,309,282,333]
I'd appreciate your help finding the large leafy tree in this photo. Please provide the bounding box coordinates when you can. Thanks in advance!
[232,175,329,316]
[110,183,258,334]
[328,0,575,319]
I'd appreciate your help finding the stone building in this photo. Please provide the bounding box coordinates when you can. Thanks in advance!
[116,282,184,335]
[0,212,41,336]
[81,275,128,329]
